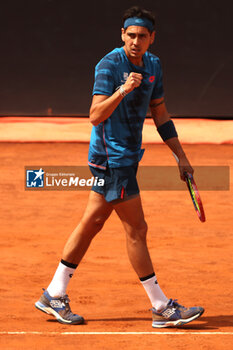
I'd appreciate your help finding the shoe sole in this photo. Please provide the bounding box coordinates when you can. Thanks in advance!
[152,309,204,328]
[35,301,84,325]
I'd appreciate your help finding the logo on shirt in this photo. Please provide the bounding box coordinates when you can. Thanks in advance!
[149,76,155,83]
[121,72,129,83]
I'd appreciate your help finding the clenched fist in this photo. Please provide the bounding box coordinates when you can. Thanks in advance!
[123,72,143,94]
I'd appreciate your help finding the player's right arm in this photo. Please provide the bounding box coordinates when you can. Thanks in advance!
[89,72,142,126]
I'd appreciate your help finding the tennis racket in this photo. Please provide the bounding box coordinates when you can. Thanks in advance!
[172,153,206,222]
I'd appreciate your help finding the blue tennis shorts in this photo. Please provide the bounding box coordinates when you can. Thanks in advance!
[89,163,139,202]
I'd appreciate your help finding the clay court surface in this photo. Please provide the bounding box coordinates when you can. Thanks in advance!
[1,142,233,349]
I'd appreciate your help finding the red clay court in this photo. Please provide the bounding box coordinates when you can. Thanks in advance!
[1,117,233,349]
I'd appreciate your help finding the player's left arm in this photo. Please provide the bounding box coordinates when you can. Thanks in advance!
[150,97,193,180]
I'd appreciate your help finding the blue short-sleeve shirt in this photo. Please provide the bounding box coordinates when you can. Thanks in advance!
[88,47,164,169]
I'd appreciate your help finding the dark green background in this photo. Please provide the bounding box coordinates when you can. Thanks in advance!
[1,0,232,116]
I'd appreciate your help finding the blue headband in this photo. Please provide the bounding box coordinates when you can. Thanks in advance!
[123,17,154,32]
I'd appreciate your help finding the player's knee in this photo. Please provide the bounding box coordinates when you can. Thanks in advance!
[92,215,107,231]
[82,215,107,234]
[127,220,148,242]
[138,220,148,240]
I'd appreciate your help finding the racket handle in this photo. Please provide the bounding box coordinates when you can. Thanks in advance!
[172,152,179,164]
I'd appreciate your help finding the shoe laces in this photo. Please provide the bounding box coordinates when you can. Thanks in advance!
[60,295,70,303]
[170,299,187,311]
[150,299,187,313]
[60,295,72,314]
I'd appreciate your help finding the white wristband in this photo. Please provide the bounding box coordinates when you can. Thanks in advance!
[119,85,127,97]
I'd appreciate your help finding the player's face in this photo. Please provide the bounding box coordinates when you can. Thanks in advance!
[121,26,155,65]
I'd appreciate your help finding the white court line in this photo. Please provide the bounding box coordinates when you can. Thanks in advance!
[0,331,233,335]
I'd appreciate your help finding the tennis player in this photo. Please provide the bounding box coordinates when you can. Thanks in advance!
[35,6,204,327]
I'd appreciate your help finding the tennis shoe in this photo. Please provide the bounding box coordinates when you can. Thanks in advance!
[35,289,84,325]
[152,299,204,328]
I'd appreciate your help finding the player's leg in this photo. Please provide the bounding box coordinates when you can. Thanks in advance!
[35,190,113,324]
[114,195,204,328]
[114,195,153,277]
[47,190,113,296]
[62,190,113,265]
[113,195,168,311]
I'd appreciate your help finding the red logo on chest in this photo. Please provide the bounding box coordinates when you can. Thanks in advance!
[149,76,155,83]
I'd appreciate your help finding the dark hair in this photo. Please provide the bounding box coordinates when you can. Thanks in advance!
[123,6,155,31]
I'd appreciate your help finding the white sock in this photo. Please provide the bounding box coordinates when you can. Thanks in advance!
[140,273,168,311]
[47,260,77,297]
